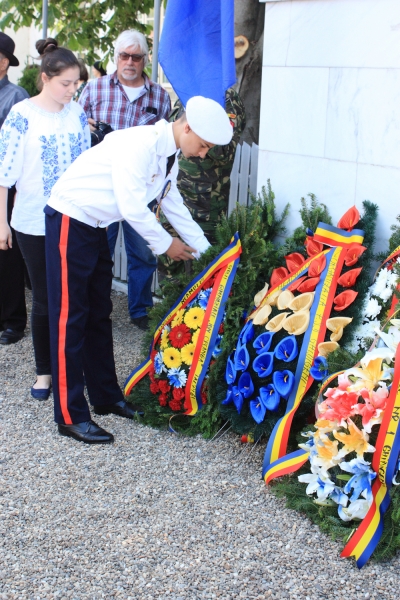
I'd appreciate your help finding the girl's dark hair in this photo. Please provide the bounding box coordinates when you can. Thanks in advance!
[35,38,79,79]
[93,60,107,77]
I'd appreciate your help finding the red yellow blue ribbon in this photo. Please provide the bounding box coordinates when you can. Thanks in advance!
[314,222,364,247]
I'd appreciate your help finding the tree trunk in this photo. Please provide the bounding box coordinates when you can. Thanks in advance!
[234,0,265,145]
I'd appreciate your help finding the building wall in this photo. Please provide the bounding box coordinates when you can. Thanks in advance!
[257,0,400,252]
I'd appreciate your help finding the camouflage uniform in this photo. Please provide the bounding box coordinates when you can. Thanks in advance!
[158,88,246,281]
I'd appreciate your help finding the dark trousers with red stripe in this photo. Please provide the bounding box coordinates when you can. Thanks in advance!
[45,206,124,425]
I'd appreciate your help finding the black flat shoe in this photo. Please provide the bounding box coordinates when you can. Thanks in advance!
[130,316,149,331]
[94,399,144,418]
[0,329,24,345]
[58,420,114,444]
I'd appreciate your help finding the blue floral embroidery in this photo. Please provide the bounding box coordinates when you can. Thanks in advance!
[79,111,88,131]
[0,130,11,165]
[4,111,28,134]
[69,132,83,163]
[39,134,60,197]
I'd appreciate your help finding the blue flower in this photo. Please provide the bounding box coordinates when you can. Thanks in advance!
[260,384,280,411]
[238,372,254,399]
[232,386,244,414]
[225,355,236,385]
[154,351,166,375]
[253,352,274,378]
[250,397,266,424]
[167,368,187,388]
[221,386,233,405]
[273,370,295,399]
[341,458,376,503]
[330,487,349,507]
[234,344,250,371]
[275,336,298,362]
[239,320,255,344]
[212,334,223,358]
[198,288,212,310]
[253,332,275,355]
[310,356,329,381]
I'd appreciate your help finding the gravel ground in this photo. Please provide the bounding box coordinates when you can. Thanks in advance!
[1,290,399,600]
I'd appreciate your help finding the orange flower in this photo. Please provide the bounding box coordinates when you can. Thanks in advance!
[308,254,326,278]
[270,266,289,287]
[337,206,360,230]
[297,277,320,293]
[337,267,363,288]
[285,252,305,273]
[287,275,308,292]
[344,244,366,267]
[305,237,324,257]
[333,290,358,311]
[333,419,375,457]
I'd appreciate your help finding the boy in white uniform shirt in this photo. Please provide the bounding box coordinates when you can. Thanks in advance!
[45,96,233,444]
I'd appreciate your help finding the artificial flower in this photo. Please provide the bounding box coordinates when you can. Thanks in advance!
[329,487,349,507]
[225,355,236,385]
[234,344,250,371]
[212,335,223,358]
[184,306,205,330]
[285,252,305,273]
[270,266,289,287]
[287,275,308,292]
[298,468,336,501]
[159,393,168,407]
[337,206,360,230]
[319,389,359,424]
[297,277,320,293]
[172,387,185,401]
[252,303,272,325]
[181,342,196,366]
[277,289,294,310]
[198,288,212,310]
[310,356,328,381]
[313,434,346,472]
[253,332,275,354]
[265,312,289,333]
[150,381,160,394]
[253,352,274,378]
[308,255,326,278]
[373,325,400,355]
[346,356,391,392]
[305,237,323,257]
[288,292,314,312]
[250,397,267,423]
[238,371,254,398]
[239,319,255,344]
[337,268,362,288]
[159,380,171,394]
[283,310,310,335]
[364,297,381,319]
[354,386,388,432]
[273,370,295,399]
[317,341,339,357]
[254,282,269,307]
[154,351,166,375]
[221,386,233,405]
[275,336,298,362]
[167,367,187,388]
[333,419,375,458]
[260,384,280,411]
[338,498,370,522]
[160,326,170,350]
[344,244,366,267]
[169,324,192,349]
[163,347,182,369]
[333,290,358,311]
[340,457,376,503]
[171,309,184,327]
[326,316,353,342]
[169,398,182,411]
[232,386,244,414]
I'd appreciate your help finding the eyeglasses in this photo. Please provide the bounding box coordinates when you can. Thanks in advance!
[118,52,145,63]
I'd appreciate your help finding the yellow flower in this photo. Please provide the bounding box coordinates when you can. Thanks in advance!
[333,419,375,457]
[181,342,196,365]
[160,327,170,350]
[171,309,185,327]
[162,347,182,369]
[346,357,388,392]
[192,329,200,345]
[184,307,205,330]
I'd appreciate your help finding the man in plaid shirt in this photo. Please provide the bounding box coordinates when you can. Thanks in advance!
[79,30,171,330]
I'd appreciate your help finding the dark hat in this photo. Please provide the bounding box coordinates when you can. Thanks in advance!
[0,32,19,66]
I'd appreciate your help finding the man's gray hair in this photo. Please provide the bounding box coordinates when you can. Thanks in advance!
[114,30,149,67]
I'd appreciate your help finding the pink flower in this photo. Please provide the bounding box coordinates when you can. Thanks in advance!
[354,387,388,430]
[319,389,359,423]
[337,373,351,390]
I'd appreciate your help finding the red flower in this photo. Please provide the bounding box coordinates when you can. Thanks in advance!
[149,368,155,383]
[344,244,366,267]
[169,398,182,411]
[218,323,224,334]
[333,290,358,311]
[169,324,192,348]
[285,252,305,273]
[158,393,168,407]
[305,238,323,257]
[270,266,289,287]
[172,387,185,400]
[287,275,308,292]
[337,206,360,230]
[159,380,171,394]
[150,381,160,394]
[337,267,363,288]
[308,255,326,278]
[297,276,320,293]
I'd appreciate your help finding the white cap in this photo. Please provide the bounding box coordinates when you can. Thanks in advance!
[186,96,233,146]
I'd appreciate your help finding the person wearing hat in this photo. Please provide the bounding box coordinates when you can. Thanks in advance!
[44,95,233,445]
[0,32,29,346]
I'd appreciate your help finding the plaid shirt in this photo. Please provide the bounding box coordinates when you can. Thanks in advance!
[78,71,171,131]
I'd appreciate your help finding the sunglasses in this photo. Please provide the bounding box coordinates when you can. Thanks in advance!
[118,52,145,63]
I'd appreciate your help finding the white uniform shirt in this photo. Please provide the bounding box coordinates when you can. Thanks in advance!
[0,99,91,235]
[48,119,211,256]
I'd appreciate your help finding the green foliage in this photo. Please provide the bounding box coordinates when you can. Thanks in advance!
[17,64,39,97]
[376,213,400,262]
[0,0,154,65]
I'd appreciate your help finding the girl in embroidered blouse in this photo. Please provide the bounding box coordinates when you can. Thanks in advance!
[0,39,90,399]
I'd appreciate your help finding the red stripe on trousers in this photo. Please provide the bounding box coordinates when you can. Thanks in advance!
[58,215,72,425]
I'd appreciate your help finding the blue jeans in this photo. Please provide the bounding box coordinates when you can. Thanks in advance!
[107,221,157,319]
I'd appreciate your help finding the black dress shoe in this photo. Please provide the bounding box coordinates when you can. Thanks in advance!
[0,329,24,345]
[130,315,149,331]
[58,420,114,444]
[94,399,144,418]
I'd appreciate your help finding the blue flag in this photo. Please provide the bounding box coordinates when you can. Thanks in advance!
[158,0,236,107]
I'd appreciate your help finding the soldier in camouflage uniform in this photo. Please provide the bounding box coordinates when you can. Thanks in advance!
[158,88,246,280]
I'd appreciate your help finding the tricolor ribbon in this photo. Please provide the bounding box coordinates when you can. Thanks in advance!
[313,222,364,247]
[341,344,400,568]
[124,234,242,415]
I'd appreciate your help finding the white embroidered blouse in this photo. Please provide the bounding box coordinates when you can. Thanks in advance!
[0,99,91,235]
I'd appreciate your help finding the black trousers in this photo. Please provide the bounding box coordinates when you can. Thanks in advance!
[0,187,27,332]
[16,232,51,375]
[45,206,123,425]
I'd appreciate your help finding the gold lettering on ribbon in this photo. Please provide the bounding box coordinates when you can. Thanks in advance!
[377,380,400,485]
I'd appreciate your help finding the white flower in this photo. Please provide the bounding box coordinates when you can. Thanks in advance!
[380,286,395,303]
[338,498,371,522]
[364,298,381,319]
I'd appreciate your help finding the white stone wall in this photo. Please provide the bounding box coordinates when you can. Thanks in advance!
[258,0,400,251]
